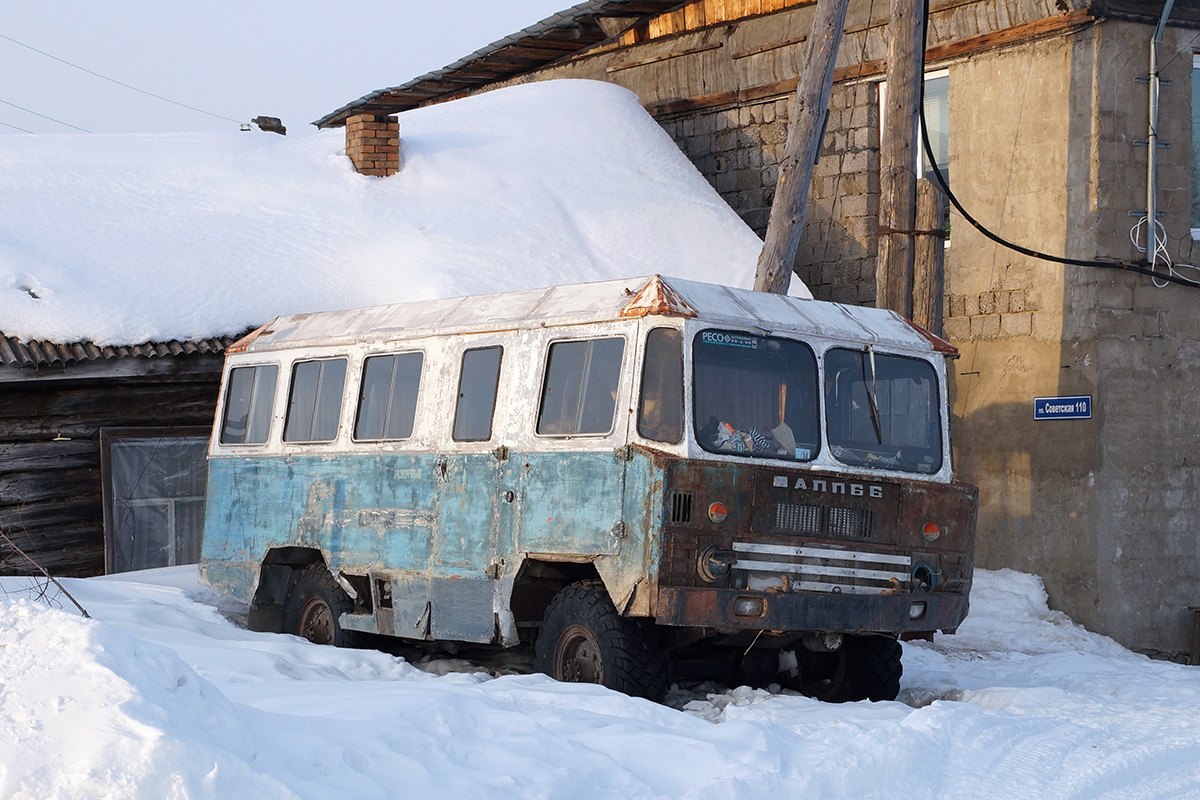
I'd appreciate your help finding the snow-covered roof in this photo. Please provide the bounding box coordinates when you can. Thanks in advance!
[235,275,931,355]
[0,80,785,348]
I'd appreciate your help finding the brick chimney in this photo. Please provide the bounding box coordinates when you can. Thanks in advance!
[345,113,400,177]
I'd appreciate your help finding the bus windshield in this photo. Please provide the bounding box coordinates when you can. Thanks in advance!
[824,348,942,474]
[693,330,819,462]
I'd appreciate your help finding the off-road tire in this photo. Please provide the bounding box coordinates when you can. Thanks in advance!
[534,580,668,701]
[281,563,356,648]
[794,634,902,703]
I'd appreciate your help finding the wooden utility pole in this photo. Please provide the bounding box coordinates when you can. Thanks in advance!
[753,0,851,295]
[876,0,926,316]
[912,178,946,335]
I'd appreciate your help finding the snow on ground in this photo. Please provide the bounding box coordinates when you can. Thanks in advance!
[3,568,1200,799]
[0,79,782,347]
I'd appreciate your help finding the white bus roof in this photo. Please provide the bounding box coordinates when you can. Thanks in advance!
[229,275,951,356]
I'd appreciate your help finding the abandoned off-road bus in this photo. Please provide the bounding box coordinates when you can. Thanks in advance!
[199,275,977,702]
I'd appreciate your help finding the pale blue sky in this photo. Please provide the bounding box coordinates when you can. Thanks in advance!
[0,1,568,135]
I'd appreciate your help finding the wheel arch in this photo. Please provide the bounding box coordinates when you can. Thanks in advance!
[508,557,603,631]
[247,546,325,633]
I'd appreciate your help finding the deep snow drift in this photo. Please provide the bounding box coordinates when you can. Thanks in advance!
[3,567,1199,799]
[0,80,781,347]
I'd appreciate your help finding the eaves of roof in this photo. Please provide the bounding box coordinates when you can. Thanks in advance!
[313,0,684,128]
[0,334,236,369]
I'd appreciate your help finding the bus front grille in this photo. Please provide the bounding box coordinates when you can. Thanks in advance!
[775,503,873,539]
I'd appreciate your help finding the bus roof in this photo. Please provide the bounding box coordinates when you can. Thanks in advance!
[229,275,951,355]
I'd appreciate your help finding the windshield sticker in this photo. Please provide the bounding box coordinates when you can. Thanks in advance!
[701,331,758,349]
[795,448,811,460]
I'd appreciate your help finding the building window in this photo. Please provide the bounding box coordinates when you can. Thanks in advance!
[1191,53,1200,236]
[219,364,278,445]
[453,346,503,442]
[102,430,208,573]
[920,71,950,189]
[537,338,625,436]
[355,352,423,441]
[879,70,951,239]
[284,358,348,443]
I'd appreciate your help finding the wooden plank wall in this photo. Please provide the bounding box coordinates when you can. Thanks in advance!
[0,361,221,577]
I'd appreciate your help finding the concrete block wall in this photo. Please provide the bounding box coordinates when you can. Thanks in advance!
[655,81,879,305]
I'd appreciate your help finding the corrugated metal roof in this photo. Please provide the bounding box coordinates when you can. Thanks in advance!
[313,0,684,128]
[0,333,237,369]
[234,276,944,356]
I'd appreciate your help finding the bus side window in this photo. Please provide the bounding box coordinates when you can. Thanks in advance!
[637,329,682,443]
[537,338,625,436]
[355,352,423,440]
[453,346,503,442]
[220,364,279,445]
[283,358,347,443]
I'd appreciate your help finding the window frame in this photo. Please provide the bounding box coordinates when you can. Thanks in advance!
[822,346,944,475]
[283,356,349,444]
[100,427,210,574]
[879,68,951,244]
[535,335,628,439]
[637,327,684,445]
[218,362,280,446]
[452,345,505,443]
[691,328,822,463]
[352,350,425,443]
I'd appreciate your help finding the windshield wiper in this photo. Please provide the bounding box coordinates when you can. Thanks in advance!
[863,346,883,445]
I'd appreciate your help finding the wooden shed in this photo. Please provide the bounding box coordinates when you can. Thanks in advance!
[0,334,234,577]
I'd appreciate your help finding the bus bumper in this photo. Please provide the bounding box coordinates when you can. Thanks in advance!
[654,586,969,635]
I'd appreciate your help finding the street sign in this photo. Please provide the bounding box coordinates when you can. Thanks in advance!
[1034,395,1092,420]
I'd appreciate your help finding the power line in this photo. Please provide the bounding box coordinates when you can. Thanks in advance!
[916,0,1200,290]
[0,30,245,126]
[0,117,35,134]
[0,97,90,132]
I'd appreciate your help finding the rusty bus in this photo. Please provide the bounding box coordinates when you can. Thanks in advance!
[199,275,977,702]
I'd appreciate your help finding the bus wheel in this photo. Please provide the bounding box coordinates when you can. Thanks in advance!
[282,563,354,647]
[792,634,902,702]
[534,581,668,701]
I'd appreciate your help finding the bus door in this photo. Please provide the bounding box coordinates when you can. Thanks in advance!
[431,341,507,643]
[517,335,629,558]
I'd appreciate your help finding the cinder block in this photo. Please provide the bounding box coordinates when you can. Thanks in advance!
[970,314,1002,338]
[944,316,970,340]
[1000,312,1034,337]
[838,195,868,218]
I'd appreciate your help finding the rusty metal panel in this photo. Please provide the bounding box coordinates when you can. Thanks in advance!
[430,577,495,642]
[517,452,624,556]
[655,585,969,633]
[750,468,902,543]
[434,453,501,575]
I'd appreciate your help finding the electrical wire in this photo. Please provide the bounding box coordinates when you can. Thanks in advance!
[915,0,1200,290]
[0,97,90,132]
[0,31,244,126]
[0,117,35,134]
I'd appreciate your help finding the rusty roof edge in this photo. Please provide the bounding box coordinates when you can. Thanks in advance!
[312,1,684,128]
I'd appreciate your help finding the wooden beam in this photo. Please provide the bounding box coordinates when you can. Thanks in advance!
[732,35,808,59]
[754,0,851,294]
[606,42,723,72]
[645,9,1092,117]
[876,0,925,318]
[912,178,947,335]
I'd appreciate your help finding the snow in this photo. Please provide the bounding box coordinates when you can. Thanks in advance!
[4,567,1200,799]
[0,79,782,347]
